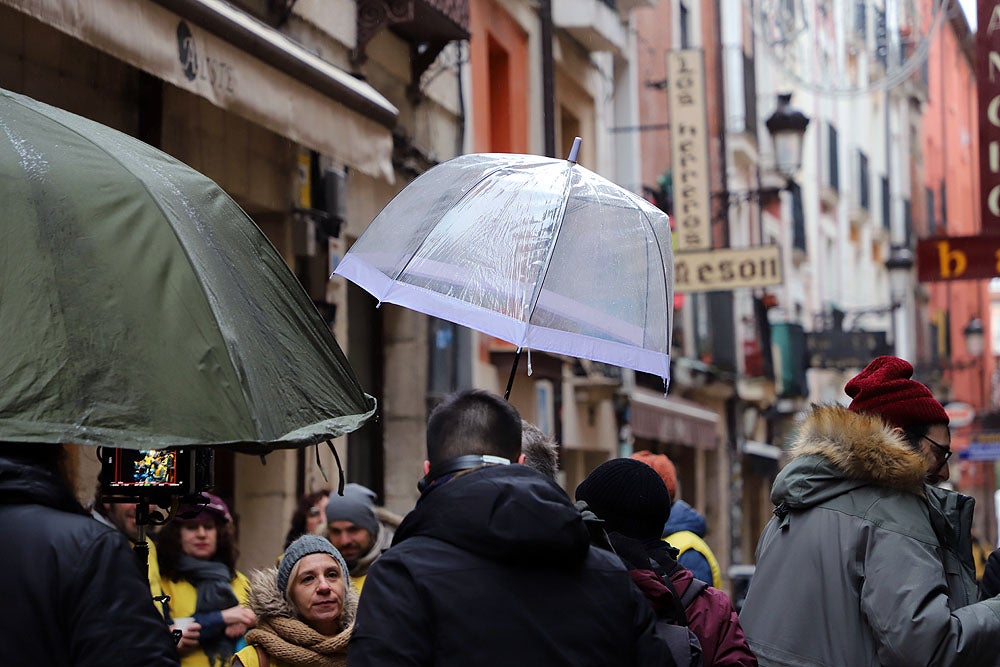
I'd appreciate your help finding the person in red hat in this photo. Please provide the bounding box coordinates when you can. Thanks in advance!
[157,493,256,667]
[740,356,1000,666]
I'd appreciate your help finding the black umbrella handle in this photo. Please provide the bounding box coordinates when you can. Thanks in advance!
[504,348,522,401]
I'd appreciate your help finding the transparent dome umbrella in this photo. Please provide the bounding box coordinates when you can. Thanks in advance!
[0,88,375,454]
[334,139,674,398]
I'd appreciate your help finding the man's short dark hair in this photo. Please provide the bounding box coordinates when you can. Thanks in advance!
[426,390,522,467]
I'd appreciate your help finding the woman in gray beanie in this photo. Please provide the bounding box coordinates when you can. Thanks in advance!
[233,535,357,667]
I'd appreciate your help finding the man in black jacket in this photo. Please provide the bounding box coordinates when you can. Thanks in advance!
[348,389,675,667]
[0,443,179,667]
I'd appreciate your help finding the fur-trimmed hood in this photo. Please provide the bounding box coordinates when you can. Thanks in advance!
[773,404,928,508]
[246,566,358,629]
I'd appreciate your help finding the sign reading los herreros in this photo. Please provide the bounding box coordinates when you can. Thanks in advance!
[667,50,711,251]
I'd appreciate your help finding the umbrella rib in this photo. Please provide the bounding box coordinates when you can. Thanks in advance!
[379,163,520,303]
[635,203,671,357]
[519,161,576,344]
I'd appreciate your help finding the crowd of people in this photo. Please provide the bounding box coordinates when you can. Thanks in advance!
[7,355,1000,665]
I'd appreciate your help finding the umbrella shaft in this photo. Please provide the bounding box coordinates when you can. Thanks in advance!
[503,348,522,401]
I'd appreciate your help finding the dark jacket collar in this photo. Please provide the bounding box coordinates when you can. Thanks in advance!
[395,464,591,567]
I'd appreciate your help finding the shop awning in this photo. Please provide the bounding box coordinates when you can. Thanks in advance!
[5,0,398,181]
[629,390,718,450]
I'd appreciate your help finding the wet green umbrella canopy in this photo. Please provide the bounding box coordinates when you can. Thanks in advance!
[0,88,375,452]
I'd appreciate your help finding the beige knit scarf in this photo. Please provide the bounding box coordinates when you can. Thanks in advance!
[245,616,352,667]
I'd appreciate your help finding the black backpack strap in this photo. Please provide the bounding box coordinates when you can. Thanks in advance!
[681,577,709,610]
[651,557,690,626]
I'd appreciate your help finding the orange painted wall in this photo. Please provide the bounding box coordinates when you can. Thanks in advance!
[468,0,529,154]
[923,10,989,416]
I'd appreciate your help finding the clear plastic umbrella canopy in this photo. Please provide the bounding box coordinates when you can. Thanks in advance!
[334,148,674,381]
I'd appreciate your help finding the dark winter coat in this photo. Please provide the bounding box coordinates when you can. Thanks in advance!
[347,464,676,667]
[740,405,1000,667]
[981,548,1000,600]
[0,454,179,667]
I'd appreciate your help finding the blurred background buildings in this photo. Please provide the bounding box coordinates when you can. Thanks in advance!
[2,0,992,590]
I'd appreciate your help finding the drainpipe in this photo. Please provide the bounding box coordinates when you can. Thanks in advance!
[713,0,741,574]
[540,0,556,157]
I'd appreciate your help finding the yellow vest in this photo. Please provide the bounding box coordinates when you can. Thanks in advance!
[232,645,293,667]
[665,530,723,589]
[145,538,165,618]
[350,573,366,595]
[161,571,251,667]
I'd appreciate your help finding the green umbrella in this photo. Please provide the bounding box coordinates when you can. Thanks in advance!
[0,87,375,453]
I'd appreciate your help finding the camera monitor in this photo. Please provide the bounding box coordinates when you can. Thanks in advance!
[101,447,192,492]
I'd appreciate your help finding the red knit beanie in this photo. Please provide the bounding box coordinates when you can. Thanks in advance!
[630,450,678,501]
[845,356,949,428]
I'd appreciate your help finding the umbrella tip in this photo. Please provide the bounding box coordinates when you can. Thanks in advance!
[567,137,582,164]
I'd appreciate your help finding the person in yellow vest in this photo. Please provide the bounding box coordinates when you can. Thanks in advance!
[158,493,256,667]
[631,450,723,588]
[233,535,356,667]
[322,484,401,595]
[90,491,167,617]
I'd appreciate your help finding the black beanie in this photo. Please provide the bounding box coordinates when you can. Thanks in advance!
[575,458,672,540]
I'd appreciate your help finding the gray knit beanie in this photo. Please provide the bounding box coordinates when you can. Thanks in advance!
[324,483,379,537]
[278,534,350,596]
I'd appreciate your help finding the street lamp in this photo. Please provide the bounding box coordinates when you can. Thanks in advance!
[765,93,811,178]
[883,245,915,354]
[719,94,811,208]
[964,317,986,358]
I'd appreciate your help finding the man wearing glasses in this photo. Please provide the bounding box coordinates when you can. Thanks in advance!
[741,355,1000,667]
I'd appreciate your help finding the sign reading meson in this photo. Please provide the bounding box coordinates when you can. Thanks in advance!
[979,0,1000,235]
[667,50,712,251]
[674,246,782,293]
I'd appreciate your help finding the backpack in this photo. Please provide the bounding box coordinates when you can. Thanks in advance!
[587,521,706,667]
[652,561,708,667]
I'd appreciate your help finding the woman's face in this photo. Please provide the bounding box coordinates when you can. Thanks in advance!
[180,520,218,559]
[288,553,346,635]
[305,495,329,534]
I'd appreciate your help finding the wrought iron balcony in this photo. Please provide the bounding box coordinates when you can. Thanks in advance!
[354,0,470,100]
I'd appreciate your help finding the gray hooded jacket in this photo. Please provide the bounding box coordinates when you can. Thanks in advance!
[740,405,1000,667]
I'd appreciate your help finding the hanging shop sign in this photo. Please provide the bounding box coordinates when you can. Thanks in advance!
[944,401,976,429]
[915,236,1000,281]
[806,331,891,370]
[667,49,712,251]
[674,246,782,293]
[978,0,1000,235]
[960,431,1000,461]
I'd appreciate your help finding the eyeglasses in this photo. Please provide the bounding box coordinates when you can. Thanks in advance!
[307,507,323,517]
[923,435,953,462]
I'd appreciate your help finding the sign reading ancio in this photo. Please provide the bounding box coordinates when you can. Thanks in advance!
[979,0,1000,235]
[667,50,711,251]
[675,246,782,293]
